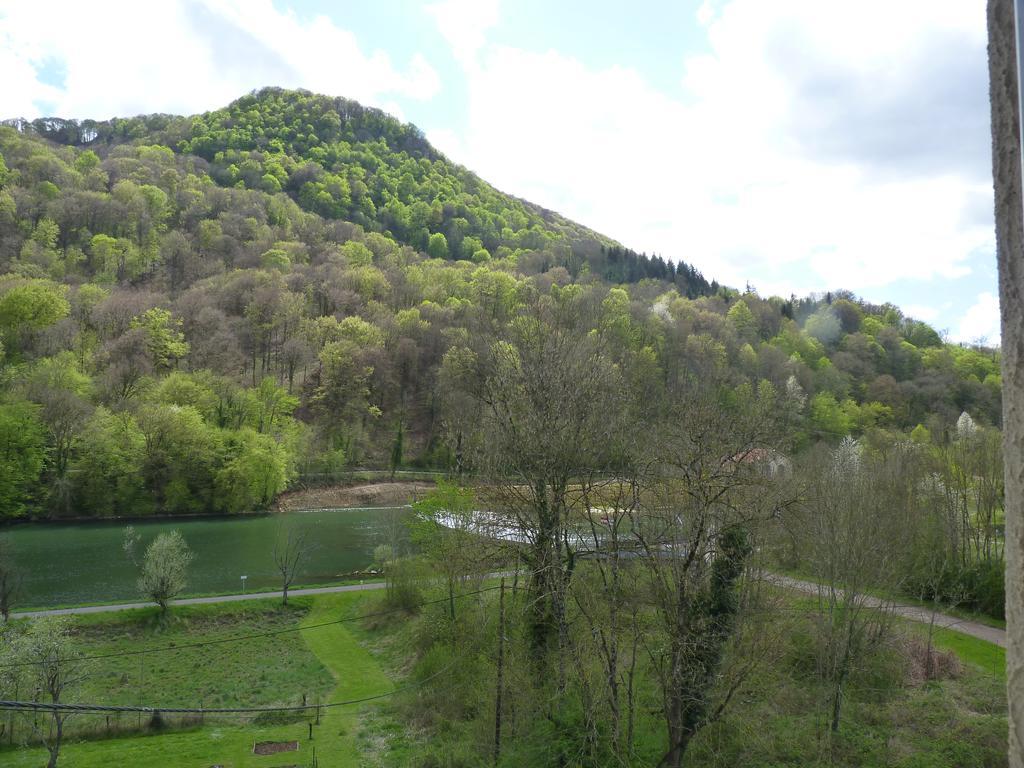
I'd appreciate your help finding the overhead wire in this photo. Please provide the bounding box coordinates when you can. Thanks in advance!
[0,584,508,718]
[0,584,502,670]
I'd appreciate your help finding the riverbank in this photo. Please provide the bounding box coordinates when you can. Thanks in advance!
[275,480,435,511]
[0,480,436,526]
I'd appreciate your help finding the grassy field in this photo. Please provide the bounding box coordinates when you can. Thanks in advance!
[0,585,1009,767]
[1,593,400,768]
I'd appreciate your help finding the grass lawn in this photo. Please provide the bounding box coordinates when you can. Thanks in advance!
[1,593,400,768]
[916,623,1006,678]
[0,582,1008,767]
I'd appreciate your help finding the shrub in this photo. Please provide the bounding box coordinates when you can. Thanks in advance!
[384,557,425,614]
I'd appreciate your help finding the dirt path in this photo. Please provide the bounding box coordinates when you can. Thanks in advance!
[765,573,1006,648]
[15,570,1006,648]
[10,581,387,619]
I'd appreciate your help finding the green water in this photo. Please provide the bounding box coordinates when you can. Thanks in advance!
[3,507,410,608]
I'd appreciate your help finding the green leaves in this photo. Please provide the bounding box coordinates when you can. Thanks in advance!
[130,307,189,370]
[137,529,194,612]
[0,401,47,517]
[0,279,69,335]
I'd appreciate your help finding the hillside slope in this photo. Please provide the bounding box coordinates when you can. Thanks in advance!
[5,87,710,295]
[0,88,1002,522]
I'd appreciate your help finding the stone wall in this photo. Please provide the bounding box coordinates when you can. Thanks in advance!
[988,0,1024,764]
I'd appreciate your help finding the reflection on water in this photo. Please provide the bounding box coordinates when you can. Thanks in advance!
[3,507,411,608]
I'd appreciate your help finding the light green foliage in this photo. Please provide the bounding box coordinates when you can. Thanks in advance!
[771,327,825,368]
[344,264,389,299]
[395,307,428,336]
[726,298,758,341]
[809,391,852,438]
[340,239,374,267]
[910,423,932,444]
[245,377,299,434]
[19,218,61,275]
[0,279,69,335]
[90,233,144,282]
[905,319,942,348]
[130,307,189,369]
[150,371,219,419]
[136,529,194,612]
[427,231,448,259]
[23,350,92,398]
[338,315,385,348]
[861,316,885,336]
[260,248,290,271]
[71,408,148,517]
[0,401,47,517]
[601,286,639,348]
[216,428,290,512]
[73,149,100,174]
[136,403,220,514]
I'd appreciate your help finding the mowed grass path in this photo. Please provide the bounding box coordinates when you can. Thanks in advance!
[3,592,394,767]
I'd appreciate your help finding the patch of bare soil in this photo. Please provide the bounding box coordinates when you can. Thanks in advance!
[276,481,435,511]
[253,740,299,755]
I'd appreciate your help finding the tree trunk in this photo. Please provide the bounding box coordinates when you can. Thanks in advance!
[46,714,63,768]
[830,676,844,733]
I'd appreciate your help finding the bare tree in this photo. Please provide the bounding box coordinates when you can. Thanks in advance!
[411,482,494,621]
[569,467,647,760]
[801,439,906,733]
[5,617,86,768]
[440,298,624,663]
[631,378,794,768]
[272,522,311,606]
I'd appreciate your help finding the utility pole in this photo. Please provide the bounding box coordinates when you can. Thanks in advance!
[493,577,506,766]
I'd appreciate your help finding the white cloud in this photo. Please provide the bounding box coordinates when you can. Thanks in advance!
[902,304,940,323]
[696,1,718,27]
[0,0,439,120]
[954,292,1001,344]
[425,0,500,69]
[426,0,992,326]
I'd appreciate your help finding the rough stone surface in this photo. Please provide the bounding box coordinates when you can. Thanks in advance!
[988,0,1024,763]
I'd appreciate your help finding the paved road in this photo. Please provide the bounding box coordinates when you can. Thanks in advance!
[764,573,1006,648]
[13,573,1007,648]
[10,581,388,619]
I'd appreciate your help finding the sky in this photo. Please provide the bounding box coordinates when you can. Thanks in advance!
[0,0,1001,342]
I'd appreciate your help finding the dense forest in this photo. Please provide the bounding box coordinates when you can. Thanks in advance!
[0,87,1001,522]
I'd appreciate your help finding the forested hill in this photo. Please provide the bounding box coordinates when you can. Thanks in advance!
[0,87,1002,520]
[4,87,708,294]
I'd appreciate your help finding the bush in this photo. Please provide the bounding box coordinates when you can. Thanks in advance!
[384,557,425,614]
[904,559,1005,620]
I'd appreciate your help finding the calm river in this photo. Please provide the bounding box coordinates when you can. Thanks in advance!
[3,507,410,608]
